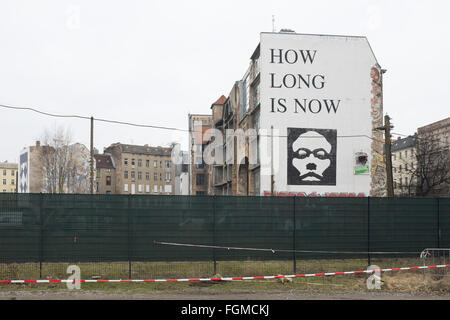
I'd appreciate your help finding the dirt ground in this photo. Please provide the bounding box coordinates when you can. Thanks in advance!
[2,271,450,300]
[1,290,450,300]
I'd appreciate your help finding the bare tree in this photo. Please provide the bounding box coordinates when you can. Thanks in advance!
[39,126,75,193]
[399,134,450,197]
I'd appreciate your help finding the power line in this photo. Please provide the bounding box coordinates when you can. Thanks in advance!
[0,102,401,143]
[0,103,189,133]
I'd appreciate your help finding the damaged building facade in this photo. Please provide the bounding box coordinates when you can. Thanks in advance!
[194,31,385,197]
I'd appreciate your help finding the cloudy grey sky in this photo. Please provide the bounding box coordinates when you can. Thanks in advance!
[0,0,449,163]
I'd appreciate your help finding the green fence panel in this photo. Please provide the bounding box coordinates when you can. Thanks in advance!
[0,193,448,266]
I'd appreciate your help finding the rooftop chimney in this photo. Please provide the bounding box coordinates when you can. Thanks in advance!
[36,141,41,147]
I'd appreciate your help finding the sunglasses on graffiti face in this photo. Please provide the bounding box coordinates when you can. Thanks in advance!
[293,148,330,160]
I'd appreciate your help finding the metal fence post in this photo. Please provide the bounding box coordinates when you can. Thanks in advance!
[437,198,441,249]
[213,195,217,275]
[367,196,371,267]
[128,194,132,280]
[293,196,296,274]
[39,193,44,279]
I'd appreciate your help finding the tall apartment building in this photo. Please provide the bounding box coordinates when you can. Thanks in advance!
[188,114,213,195]
[1,162,18,193]
[94,153,116,194]
[104,143,174,195]
[391,135,417,196]
[197,31,384,197]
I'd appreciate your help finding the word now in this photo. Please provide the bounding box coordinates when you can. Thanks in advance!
[264,191,366,197]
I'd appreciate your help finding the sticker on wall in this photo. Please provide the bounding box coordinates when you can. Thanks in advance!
[287,128,337,185]
[354,152,369,175]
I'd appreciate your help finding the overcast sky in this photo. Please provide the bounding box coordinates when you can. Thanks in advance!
[0,0,449,163]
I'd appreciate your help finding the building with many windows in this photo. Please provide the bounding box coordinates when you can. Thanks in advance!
[103,143,174,195]
[391,135,417,196]
[0,161,18,193]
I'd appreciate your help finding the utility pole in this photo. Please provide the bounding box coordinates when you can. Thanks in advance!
[90,116,94,195]
[384,115,394,197]
[376,115,394,197]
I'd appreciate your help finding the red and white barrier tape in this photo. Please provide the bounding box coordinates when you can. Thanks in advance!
[1,264,449,284]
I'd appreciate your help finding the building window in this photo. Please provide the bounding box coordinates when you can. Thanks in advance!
[165,160,171,168]
[154,173,158,181]
[160,173,162,181]
[154,185,158,193]
[165,172,171,181]
[124,171,128,179]
[138,184,143,193]
[138,172,142,180]
[146,172,150,180]
[154,160,158,168]
[146,185,150,193]
[11,170,14,176]
[399,152,402,159]
[124,158,128,166]
[160,161,162,168]
[106,176,111,186]
[2,170,5,176]
[195,156,204,169]
[138,159,142,167]
[196,174,205,186]
[11,179,14,185]
[146,160,150,168]
[96,182,99,192]
[124,184,129,192]
[2,179,5,185]
[399,165,402,173]
[132,159,135,167]
[131,171,135,179]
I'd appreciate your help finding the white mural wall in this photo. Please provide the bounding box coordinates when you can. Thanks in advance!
[258,32,381,196]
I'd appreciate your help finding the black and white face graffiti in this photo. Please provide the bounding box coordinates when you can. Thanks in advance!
[287,128,337,185]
